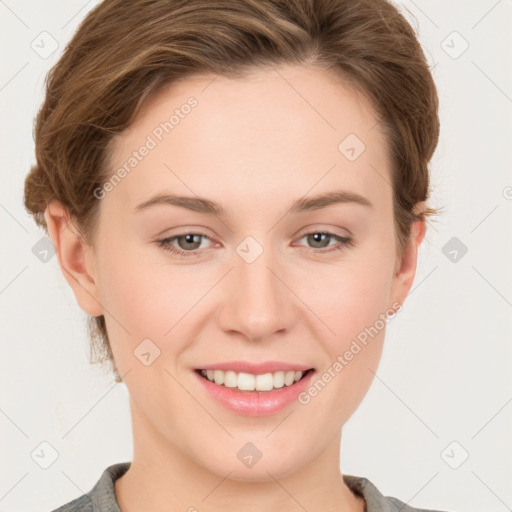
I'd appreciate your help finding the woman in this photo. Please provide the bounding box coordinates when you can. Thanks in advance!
[24,0,449,510]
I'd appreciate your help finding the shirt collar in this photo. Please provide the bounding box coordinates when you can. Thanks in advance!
[89,462,400,512]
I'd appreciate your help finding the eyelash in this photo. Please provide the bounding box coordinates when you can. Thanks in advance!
[156,231,354,258]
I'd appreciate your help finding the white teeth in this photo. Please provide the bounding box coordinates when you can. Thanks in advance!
[224,371,238,388]
[273,371,285,388]
[213,369,224,385]
[199,369,307,391]
[255,373,273,391]
[284,371,295,386]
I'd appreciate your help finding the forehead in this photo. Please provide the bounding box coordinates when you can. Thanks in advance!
[105,64,391,214]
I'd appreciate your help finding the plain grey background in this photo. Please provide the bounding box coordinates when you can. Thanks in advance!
[1,1,511,511]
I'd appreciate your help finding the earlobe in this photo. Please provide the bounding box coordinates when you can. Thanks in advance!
[44,200,103,317]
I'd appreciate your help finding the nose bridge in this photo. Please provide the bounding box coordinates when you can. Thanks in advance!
[218,236,294,342]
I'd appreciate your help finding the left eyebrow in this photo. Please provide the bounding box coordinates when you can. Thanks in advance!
[288,190,374,214]
[134,189,374,216]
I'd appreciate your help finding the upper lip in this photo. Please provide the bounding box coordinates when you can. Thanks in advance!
[196,361,314,374]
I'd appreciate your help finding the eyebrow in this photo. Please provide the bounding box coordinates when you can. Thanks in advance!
[134,189,374,216]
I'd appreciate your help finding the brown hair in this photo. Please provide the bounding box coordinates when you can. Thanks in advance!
[24,0,441,383]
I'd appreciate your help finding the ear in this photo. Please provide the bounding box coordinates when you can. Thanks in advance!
[44,200,103,317]
[388,203,427,312]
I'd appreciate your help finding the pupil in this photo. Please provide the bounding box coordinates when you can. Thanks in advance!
[182,234,199,249]
[310,233,327,248]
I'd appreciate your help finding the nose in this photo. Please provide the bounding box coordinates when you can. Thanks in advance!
[216,246,297,343]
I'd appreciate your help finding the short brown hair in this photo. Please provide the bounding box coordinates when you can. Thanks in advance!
[24,0,441,383]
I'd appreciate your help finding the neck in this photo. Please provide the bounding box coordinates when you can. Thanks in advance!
[115,402,366,512]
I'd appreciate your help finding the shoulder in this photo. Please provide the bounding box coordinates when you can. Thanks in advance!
[386,495,454,512]
[49,461,131,512]
[343,474,454,512]
[50,494,93,512]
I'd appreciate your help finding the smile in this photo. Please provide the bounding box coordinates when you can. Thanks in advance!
[196,368,314,392]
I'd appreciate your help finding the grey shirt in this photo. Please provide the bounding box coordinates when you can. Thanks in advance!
[51,462,451,512]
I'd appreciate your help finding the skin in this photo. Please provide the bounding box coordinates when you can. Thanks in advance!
[45,63,425,512]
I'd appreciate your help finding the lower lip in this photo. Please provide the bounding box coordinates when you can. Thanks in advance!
[193,369,316,417]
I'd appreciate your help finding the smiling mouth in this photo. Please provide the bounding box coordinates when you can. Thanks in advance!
[194,368,315,393]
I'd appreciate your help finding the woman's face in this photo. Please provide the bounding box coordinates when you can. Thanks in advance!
[74,64,423,480]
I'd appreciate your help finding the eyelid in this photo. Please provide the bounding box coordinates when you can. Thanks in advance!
[155,230,216,257]
[156,228,354,258]
[295,223,353,238]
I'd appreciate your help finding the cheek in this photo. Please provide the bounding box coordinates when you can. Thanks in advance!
[93,237,171,359]
[301,270,391,423]
[319,256,394,343]
[95,238,212,371]
[316,247,395,404]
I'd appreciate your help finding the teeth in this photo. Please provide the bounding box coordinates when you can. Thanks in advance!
[199,369,306,391]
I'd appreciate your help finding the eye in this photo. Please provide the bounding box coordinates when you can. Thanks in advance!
[156,232,213,257]
[156,230,354,257]
[295,231,354,254]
